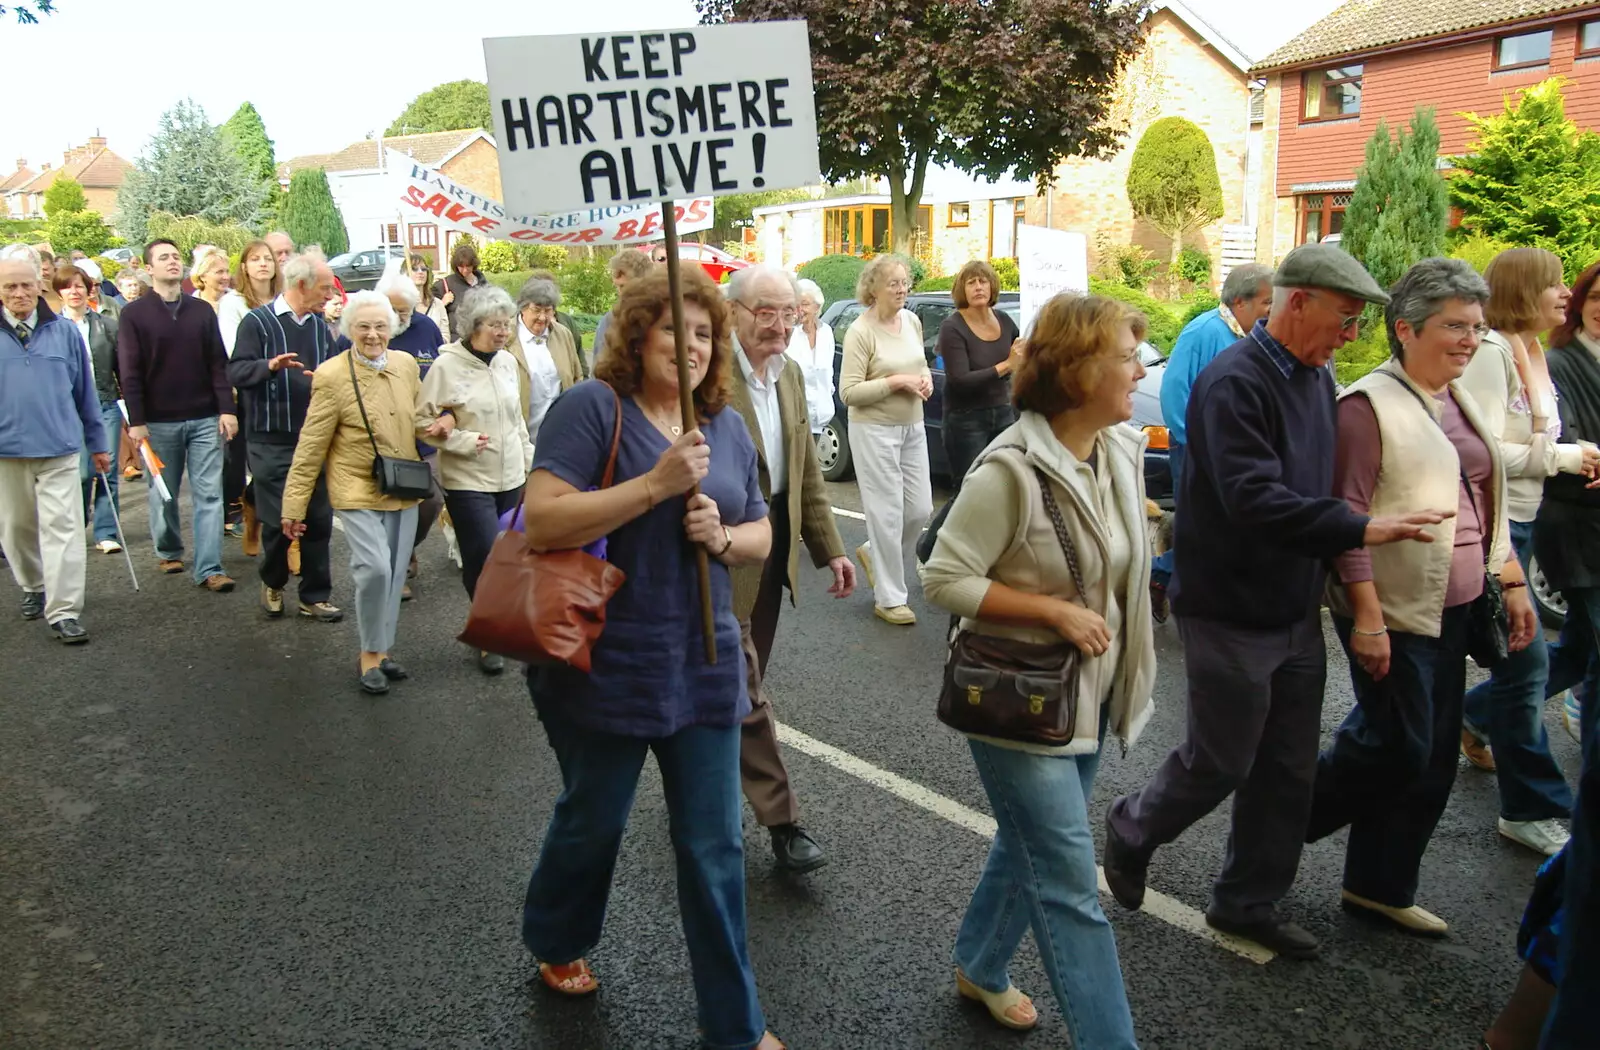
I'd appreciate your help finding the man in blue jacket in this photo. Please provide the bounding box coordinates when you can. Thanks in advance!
[0,253,109,643]
[1150,263,1274,619]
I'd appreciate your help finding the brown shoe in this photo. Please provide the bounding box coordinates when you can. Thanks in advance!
[201,574,236,593]
[1461,729,1496,773]
[158,559,184,574]
[241,498,261,557]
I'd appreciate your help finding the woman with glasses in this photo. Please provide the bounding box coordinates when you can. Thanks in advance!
[416,285,535,675]
[1457,248,1598,858]
[839,254,933,625]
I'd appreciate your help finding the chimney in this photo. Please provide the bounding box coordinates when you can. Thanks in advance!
[88,136,106,151]
[14,157,25,171]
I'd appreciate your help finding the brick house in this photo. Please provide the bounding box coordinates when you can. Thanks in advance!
[1252,0,1600,263]
[279,129,501,264]
[751,1,1257,284]
[4,137,133,226]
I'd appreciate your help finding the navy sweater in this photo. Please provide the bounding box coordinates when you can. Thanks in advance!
[228,303,341,443]
[1170,327,1369,628]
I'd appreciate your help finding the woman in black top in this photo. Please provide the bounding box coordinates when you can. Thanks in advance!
[937,259,1024,488]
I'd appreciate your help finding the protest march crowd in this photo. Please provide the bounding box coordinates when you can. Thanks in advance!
[1,223,1598,1050]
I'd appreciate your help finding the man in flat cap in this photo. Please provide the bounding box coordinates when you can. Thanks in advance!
[1103,244,1449,959]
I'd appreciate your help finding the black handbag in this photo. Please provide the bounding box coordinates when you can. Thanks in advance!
[347,352,433,502]
[936,460,1084,747]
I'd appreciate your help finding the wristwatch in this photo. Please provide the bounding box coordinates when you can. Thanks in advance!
[717,526,733,557]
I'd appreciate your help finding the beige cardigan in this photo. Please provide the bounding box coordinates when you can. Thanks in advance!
[415,341,536,493]
[922,412,1156,756]
[839,308,930,426]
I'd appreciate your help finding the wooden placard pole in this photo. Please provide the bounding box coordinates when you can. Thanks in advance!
[661,198,718,664]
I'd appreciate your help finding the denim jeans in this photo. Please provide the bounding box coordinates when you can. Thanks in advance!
[1151,443,1184,588]
[144,417,225,582]
[522,707,765,1050]
[1546,586,1600,753]
[1463,519,1573,821]
[942,404,1017,492]
[955,729,1138,1050]
[1541,707,1599,1048]
[78,401,122,543]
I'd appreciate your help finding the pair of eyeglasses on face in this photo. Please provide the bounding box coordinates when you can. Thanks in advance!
[484,319,515,331]
[1307,291,1362,331]
[885,280,912,291]
[1433,321,1491,339]
[737,301,799,327]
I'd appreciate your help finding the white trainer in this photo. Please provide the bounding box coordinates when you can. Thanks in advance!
[1498,818,1570,857]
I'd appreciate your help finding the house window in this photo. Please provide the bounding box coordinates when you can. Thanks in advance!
[409,223,438,249]
[948,202,970,227]
[1302,65,1363,121]
[989,198,1028,259]
[1298,193,1352,245]
[823,204,930,256]
[1495,29,1553,71]
[1579,21,1600,57]
[379,223,400,246]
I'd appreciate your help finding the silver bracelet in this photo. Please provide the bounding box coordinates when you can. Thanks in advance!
[1351,626,1388,637]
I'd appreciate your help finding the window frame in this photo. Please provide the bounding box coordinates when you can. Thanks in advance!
[1579,20,1600,58]
[947,202,970,227]
[1297,192,1352,246]
[1300,63,1364,124]
[1493,28,1554,72]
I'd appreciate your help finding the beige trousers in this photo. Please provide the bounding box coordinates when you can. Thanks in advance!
[0,455,86,624]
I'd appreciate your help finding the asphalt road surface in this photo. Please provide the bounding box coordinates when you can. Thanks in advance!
[0,478,1582,1049]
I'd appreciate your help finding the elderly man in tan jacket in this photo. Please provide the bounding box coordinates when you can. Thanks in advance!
[727,264,857,873]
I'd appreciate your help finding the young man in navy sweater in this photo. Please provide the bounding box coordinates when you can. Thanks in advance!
[1104,244,1451,960]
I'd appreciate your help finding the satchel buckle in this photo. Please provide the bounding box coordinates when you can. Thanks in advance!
[966,685,982,706]
[1029,694,1045,715]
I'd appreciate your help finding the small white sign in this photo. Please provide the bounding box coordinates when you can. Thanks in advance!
[485,22,821,215]
[1017,225,1089,336]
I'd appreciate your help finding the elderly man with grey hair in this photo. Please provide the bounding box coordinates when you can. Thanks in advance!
[724,262,856,873]
[507,274,583,443]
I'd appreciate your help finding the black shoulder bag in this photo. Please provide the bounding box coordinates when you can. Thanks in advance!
[347,352,433,502]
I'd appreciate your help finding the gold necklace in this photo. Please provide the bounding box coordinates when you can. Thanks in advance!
[637,398,683,437]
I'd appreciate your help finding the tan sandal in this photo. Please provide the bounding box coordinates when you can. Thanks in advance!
[956,968,1038,1031]
[538,959,599,996]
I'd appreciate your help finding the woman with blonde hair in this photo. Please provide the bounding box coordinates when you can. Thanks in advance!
[923,292,1153,1047]
[840,253,933,625]
[190,246,231,314]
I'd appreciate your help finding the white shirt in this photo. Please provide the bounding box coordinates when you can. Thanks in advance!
[4,306,38,334]
[72,315,93,381]
[273,294,316,326]
[737,339,788,495]
[517,319,562,441]
[785,323,836,434]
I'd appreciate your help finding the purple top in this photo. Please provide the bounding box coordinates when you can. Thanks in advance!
[1334,389,1489,607]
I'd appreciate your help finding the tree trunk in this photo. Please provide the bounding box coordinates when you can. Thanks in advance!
[1168,223,1183,298]
[884,139,929,258]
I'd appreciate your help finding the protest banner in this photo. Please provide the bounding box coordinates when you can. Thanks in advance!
[483,21,820,214]
[385,149,713,245]
[1017,225,1089,336]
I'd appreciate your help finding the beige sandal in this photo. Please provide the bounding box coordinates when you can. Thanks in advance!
[956,968,1038,1031]
[538,959,599,996]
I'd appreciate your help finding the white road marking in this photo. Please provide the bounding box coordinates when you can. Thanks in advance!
[776,722,1277,965]
[830,507,867,521]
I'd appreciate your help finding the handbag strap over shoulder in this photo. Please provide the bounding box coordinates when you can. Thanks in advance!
[346,350,383,462]
[509,381,625,523]
[1033,466,1089,605]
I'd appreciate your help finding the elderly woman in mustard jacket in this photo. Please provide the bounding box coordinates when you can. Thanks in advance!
[1307,257,1537,936]
[283,291,438,696]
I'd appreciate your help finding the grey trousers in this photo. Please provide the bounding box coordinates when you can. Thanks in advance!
[337,506,417,654]
[1108,614,1326,923]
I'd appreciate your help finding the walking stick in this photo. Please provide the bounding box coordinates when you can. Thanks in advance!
[98,471,140,592]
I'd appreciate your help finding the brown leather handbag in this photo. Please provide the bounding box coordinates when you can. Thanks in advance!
[457,384,627,672]
[936,462,1085,746]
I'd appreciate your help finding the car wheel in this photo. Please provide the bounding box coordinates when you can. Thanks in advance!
[818,420,852,482]
[1528,554,1567,629]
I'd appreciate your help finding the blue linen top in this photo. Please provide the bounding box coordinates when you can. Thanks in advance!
[528,379,768,737]
[1158,307,1241,448]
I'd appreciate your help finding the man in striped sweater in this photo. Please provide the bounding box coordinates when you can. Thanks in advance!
[228,251,344,621]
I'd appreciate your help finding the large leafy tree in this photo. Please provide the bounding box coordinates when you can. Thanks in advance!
[115,99,267,244]
[1124,116,1223,277]
[387,80,490,136]
[45,210,115,256]
[1341,109,1448,293]
[697,0,1146,254]
[279,169,349,256]
[43,175,87,216]
[1451,77,1600,281]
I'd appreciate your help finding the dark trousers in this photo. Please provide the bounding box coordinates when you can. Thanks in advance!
[740,503,799,828]
[248,438,333,603]
[443,487,521,599]
[1108,613,1326,923]
[1307,607,1469,908]
[1542,702,1599,1047]
[942,404,1017,492]
[223,395,249,524]
[411,456,445,557]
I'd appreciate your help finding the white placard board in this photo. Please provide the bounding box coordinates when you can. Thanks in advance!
[485,22,821,215]
[1017,225,1089,336]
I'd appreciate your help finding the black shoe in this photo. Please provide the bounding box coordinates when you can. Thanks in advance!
[770,824,828,874]
[1204,912,1320,960]
[20,591,45,620]
[378,658,409,680]
[358,666,390,695]
[1149,581,1170,625]
[478,650,505,676]
[50,618,89,644]
[1102,810,1148,911]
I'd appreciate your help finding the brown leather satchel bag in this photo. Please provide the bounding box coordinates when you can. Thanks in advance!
[936,461,1085,746]
[457,384,627,672]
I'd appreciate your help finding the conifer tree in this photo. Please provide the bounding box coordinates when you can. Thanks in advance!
[279,168,349,256]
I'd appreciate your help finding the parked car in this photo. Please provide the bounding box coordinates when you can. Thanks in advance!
[328,248,399,292]
[101,247,135,265]
[1129,344,1174,508]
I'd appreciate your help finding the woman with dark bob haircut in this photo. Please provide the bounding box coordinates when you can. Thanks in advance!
[517,267,784,1050]
[923,293,1156,1047]
[938,259,1023,488]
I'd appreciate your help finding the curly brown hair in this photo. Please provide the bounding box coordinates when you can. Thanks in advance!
[593,268,734,417]
[1013,294,1147,415]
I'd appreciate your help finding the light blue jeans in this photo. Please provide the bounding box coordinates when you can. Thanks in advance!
[78,401,122,543]
[144,417,224,583]
[955,731,1138,1049]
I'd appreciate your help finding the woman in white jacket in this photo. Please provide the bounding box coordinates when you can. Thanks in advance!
[922,293,1154,1049]
[416,284,535,675]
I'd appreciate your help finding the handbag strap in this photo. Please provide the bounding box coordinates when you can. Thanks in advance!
[1033,466,1090,605]
[1380,370,1490,569]
[346,350,383,462]
[509,381,624,522]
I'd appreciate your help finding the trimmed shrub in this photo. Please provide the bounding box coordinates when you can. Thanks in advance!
[1335,325,1392,386]
[1093,233,1160,290]
[479,241,518,273]
[988,257,1020,291]
[559,255,616,315]
[799,254,867,304]
[1450,232,1515,274]
[1087,277,1181,350]
[514,243,569,271]
[1177,290,1220,328]
[917,274,955,292]
[92,256,123,281]
[1176,246,1212,286]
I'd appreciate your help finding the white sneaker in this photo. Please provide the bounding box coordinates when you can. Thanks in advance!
[1561,691,1581,743]
[1498,818,1570,857]
[95,539,122,554]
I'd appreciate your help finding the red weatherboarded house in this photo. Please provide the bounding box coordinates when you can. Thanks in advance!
[1251,0,1600,262]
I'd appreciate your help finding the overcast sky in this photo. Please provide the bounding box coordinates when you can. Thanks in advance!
[2,0,1344,177]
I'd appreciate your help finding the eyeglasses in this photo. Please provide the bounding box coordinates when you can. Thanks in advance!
[1307,291,1362,331]
[885,280,912,291]
[483,319,515,331]
[1434,321,1491,339]
[736,301,798,327]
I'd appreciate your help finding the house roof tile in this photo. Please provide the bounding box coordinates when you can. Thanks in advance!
[1252,0,1597,72]
[0,165,36,192]
[11,146,133,195]
[279,129,488,177]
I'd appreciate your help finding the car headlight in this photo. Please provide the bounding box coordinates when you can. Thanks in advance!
[1141,425,1170,450]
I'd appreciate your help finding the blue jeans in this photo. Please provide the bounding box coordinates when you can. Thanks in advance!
[522,706,765,1050]
[78,401,122,543]
[1151,443,1183,588]
[955,732,1138,1050]
[1546,586,1600,753]
[1542,706,1599,1047]
[1463,519,1573,821]
[144,418,225,583]
[942,404,1017,492]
